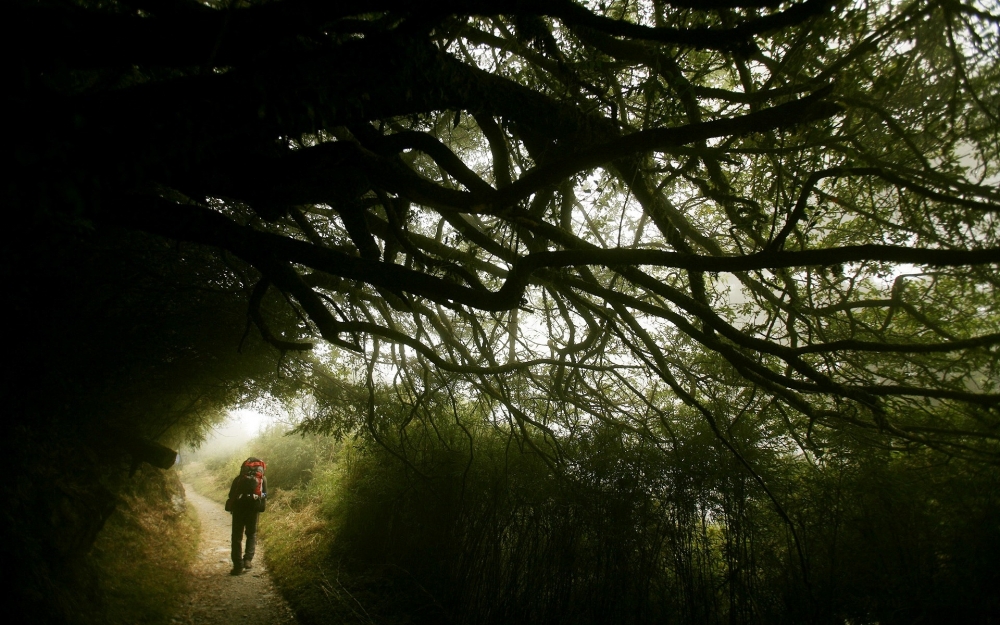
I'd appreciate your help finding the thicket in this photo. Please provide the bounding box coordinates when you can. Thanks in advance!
[213,391,1000,625]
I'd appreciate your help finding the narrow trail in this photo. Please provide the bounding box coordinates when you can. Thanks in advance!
[173,484,299,625]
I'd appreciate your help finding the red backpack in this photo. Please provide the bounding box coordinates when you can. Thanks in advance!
[239,457,265,498]
[231,457,266,512]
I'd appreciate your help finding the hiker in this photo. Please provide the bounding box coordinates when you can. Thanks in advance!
[226,457,267,575]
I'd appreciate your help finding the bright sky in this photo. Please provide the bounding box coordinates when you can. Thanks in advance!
[227,407,272,438]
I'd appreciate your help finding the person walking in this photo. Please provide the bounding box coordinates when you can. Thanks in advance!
[226,457,267,575]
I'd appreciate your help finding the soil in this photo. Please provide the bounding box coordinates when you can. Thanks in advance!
[173,484,299,625]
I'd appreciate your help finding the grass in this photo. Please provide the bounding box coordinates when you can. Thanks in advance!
[178,459,230,504]
[256,459,373,625]
[88,467,199,625]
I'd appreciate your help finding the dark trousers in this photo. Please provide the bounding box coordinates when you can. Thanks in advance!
[231,505,259,566]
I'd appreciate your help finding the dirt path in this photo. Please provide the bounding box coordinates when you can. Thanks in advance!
[173,483,299,625]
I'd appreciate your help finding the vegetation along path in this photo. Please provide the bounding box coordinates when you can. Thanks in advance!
[174,484,298,625]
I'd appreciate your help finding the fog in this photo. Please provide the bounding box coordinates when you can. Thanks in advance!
[185,408,274,460]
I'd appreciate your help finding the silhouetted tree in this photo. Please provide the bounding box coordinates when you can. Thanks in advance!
[6,0,1000,620]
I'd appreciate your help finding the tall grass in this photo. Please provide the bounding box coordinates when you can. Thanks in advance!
[88,466,198,625]
[202,410,1000,625]
[201,416,733,624]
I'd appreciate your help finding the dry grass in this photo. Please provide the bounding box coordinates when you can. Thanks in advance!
[89,467,198,625]
[178,460,230,504]
[257,471,363,625]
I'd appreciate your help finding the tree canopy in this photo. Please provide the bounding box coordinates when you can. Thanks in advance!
[8,0,1000,621]
[12,0,1000,461]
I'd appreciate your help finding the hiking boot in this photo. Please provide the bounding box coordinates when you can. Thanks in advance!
[230,565,243,576]
[243,559,253,570]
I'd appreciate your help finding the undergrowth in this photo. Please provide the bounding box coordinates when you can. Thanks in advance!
[197,404,1000,625]
[89,466,198,625]
[260,463,350,625]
